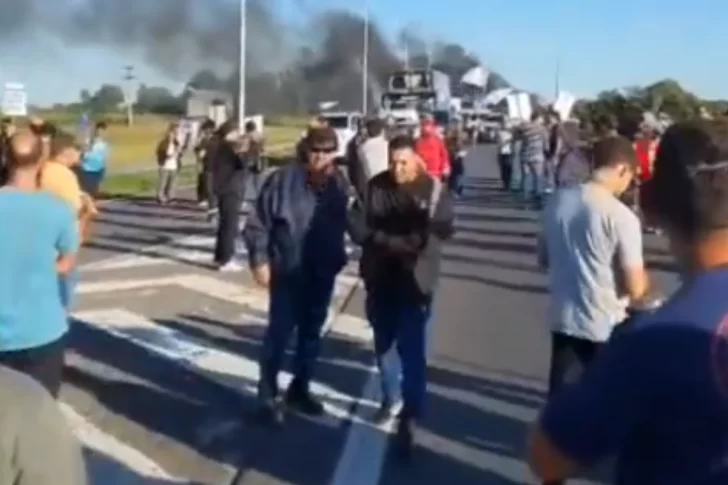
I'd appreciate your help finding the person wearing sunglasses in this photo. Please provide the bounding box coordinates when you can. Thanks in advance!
[243,126,350,427]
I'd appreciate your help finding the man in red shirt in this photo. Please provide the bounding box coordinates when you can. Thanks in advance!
[415,119,450,182]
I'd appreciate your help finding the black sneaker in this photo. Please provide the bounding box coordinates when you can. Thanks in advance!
[372,398,394,425]
[285,387,325,416]
[256,397,285,428]
[393,417,415,462]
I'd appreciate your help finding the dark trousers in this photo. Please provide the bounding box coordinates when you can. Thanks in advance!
[77,169,105,197]
[258,276,337,400]
[544,332,603,485]
[0,334,67,398]
[366,295,432,420]
[498,153,513,189]
[547,332,603,397]
[449,156,465,195]
[213,189,243,265]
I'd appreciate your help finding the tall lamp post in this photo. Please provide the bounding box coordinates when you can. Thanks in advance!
[362,5,370,115]
[238,0,247,129]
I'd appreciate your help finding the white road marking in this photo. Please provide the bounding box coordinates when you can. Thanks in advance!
[73,308,369,428]
[61,404,187,484]
[75,273,368,341]
[82,233,356,272]
[329,371,393,485]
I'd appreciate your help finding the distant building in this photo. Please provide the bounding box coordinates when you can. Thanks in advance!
[185,88,233,127]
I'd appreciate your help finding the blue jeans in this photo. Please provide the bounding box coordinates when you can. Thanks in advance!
[366,295,433,419]
[522,159,545,201]
[509,143,523,191]
[258,275,336,400]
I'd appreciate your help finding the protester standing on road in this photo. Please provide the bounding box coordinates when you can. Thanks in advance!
[554,120,590,189]
[243,120,266,193]
[351,118,389,200]
[536,136,650,446]
[530,119,728,485]
[519,111,549,208]
[0,130,79,397]
[39,133,98,311]
[0,366,88,485]
[496,123,514,190]
[544,112,562,193]
[194,119,216,208]
[243,126,349,427]
[445,121,467,197]
[78,121,109,198]
[415,118,451,183]
[348,135,455,460]
[212,120,248,272]
[155,123,182,205]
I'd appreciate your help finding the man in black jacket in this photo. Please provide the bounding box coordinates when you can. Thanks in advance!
[211,120,247,272]
[347,135,455,459]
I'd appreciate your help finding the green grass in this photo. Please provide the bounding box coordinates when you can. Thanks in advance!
[33,111,303,170]
[100,154,294,198]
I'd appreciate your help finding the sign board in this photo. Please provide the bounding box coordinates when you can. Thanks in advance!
[506,92,532,122]
[553,91,576,121]
[1,82,28,117]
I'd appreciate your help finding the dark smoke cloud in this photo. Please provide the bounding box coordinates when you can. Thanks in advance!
[0,0,509,112]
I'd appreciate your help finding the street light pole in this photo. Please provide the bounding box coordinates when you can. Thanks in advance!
[362,5,369,114]
[238,0,247,130]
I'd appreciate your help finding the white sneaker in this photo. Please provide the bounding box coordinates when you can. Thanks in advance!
[218,261,244,273]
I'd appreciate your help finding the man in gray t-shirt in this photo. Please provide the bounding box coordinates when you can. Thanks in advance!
[538,135,650,400]
[0,366,87,485]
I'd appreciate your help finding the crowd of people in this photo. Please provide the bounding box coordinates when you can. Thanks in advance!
[525,114,728,485]
[4,102,728,484]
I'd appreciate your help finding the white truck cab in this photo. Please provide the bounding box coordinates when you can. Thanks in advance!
[318,111,362,161]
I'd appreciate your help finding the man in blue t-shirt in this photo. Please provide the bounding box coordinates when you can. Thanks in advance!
[529,120,728,485]
[0,130,79,398]
[79,121,109,197]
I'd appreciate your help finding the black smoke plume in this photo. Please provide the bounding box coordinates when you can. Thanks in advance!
[0,0,510,113]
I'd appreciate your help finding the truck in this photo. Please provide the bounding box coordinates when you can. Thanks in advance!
[379,69,453,137]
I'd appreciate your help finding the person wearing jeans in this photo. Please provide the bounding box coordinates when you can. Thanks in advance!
[156,126,180,204]
[519,112,549,208]
[347,135,455,460]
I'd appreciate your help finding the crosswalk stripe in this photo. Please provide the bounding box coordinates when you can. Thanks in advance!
[75,273,370,342]
[60,404,186,483]
[73,308,371,429]
[81,234,358,273]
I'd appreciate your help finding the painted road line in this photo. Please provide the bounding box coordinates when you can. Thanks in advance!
[329,370,392,485]
[75,273,367,341]
[73,308,367,428]
[61,404,187,484]
[82,234,357,273]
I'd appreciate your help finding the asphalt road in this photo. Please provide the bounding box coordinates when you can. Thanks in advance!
[61,147,679,485]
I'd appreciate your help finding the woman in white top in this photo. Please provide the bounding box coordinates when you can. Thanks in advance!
[156,125,180,204]
[496,126,514,190]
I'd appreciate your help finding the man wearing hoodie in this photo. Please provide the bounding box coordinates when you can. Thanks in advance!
[243,126,349,427]
[415,119,450,182]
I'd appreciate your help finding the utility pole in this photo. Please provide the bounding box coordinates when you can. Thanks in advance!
[123,65,135,126]
[362,5,369,114]
[554,58,561,99]
[238,0,247,130]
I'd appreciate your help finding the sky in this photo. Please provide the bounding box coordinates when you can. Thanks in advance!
[0,0,725,106]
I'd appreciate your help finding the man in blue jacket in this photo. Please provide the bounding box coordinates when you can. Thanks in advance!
[243,126,350,426]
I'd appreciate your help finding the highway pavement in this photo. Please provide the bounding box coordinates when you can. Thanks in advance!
[62,146,679,485]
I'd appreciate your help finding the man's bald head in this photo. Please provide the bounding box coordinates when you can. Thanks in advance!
[8,129,43,169]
